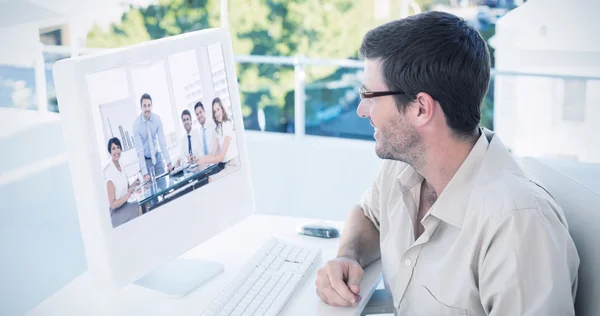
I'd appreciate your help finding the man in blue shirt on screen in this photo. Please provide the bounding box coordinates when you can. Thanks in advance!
[194,101,215,158]
[133,93,173,182]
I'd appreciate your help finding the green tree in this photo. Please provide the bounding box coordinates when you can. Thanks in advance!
[87,0,219,48]
[87,9,151,47]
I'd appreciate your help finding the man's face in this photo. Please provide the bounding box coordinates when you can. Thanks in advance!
[182,114,192,133]
[141,98,152,120]
[356,59,422,164]
[195,106,206,126]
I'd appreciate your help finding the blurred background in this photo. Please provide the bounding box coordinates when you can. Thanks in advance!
[1,0,599,315]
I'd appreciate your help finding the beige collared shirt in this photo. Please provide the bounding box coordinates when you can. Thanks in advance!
[360,128,580,316]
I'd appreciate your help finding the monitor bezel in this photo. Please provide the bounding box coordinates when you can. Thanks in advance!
[53,28,255,289]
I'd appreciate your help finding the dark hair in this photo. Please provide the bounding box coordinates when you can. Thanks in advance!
[212,97,230,126]
[181,109,191,120]
[107,137,122,153]
[359,11,490,138]
[140,93,152,105]
[194,101,204,112]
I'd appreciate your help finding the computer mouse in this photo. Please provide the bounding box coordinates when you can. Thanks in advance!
[297,221,340,239]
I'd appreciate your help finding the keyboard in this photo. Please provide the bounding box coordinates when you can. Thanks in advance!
[200,237,322,316]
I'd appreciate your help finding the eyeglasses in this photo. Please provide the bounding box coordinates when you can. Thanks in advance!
[358,87,405,99]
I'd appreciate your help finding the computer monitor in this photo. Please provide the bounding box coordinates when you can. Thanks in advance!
[52,28,254,296]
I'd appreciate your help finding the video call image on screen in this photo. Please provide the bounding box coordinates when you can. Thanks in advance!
[86,43,241,229]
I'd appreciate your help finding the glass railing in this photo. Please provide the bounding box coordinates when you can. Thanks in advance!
[304,65,369,140]
[236,61,295,134]
[234,54,367,138]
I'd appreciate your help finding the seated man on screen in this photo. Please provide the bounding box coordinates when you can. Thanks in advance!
[314,11,580,316]
[193,101,215,159]
[177,109,203,167]
[133,93,174,182]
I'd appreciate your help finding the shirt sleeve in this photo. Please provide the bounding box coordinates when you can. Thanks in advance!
[479,205,579,316]
[133,119,148,176]
[359,162,386,230]
[224,121,235,140]
[104,167,112,186]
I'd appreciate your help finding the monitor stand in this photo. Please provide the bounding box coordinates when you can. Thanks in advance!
[134,258,224,297]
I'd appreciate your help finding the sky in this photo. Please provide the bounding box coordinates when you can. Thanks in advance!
[76,0,158,33]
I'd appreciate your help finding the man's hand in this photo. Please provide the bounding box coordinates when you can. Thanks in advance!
[144,174,151,182]
[316,257,364,307]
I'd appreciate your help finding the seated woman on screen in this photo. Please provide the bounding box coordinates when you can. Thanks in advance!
[195,97,240,179]
[104,137,141,228]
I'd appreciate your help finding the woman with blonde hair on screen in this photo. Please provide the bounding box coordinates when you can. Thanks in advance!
[195,97,240,181]
[104,137,141,227]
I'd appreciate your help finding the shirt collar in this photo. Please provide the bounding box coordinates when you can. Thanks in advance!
[141,113,153,123]
[395,164,424,194]
[427,128,490,228]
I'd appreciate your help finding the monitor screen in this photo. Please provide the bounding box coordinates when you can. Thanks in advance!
[85,43,242,228]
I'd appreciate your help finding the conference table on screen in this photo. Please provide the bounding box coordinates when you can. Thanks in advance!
[26,214,383,316]
[132,162,221,213]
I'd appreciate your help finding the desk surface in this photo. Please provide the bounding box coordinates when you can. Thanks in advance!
[26,214,382,316]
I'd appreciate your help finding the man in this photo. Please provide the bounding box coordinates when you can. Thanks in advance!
[194,101,215,157]
[177,109,204,167]
[315,11,579,315]
[133,93,173,182]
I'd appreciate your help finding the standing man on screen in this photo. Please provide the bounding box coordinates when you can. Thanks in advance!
[194,101,214,158]
[133,93,173,182]
[177,109,202,167]
[315,11,579,315]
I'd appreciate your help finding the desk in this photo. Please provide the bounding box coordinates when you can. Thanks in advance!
[26,214,382,316]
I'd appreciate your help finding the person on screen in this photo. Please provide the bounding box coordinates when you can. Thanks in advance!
[177,109,203,167]
[104,137,141,228]
[194,101,215,158]
[133,93,174,182]
[195,97,239,176]
[314,11,579,315]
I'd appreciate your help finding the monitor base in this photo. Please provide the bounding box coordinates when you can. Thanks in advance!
[134,258,224,297]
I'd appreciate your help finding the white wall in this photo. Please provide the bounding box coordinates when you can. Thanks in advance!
[245,131,382,220]
[492,0,600,163]
[493,50,600,163]
[0,23,42,68]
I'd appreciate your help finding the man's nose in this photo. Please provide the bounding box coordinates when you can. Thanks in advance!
[356,100,369,118]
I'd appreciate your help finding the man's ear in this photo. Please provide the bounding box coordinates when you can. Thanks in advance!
[412,92,436,127]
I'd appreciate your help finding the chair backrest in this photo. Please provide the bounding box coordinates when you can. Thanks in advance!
[520,157,600,316]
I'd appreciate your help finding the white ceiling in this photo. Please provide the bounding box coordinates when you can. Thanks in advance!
[0,0,116,29]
